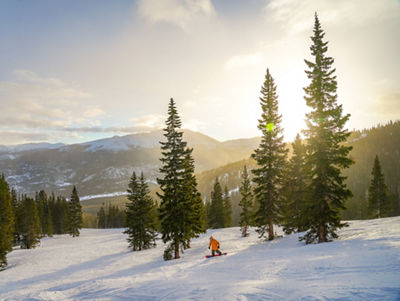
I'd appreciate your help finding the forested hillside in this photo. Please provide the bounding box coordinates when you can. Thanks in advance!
[196,121,400,223]
[343,121,400,219]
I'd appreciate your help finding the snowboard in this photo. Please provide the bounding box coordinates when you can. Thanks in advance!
[205,252,227,258]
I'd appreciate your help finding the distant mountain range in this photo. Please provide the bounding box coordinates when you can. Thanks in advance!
[0,130,260,197]
[2,122,399,221]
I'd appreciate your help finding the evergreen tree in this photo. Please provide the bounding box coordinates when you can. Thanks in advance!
[68,186,83,237]
[36,190,54,237]
[46,194,55,236]
[36,190,46,235]
[239,166,253,237]
[0,175,14,269]
[281,134,308,234]
[106,203,125,228]
[367,155,391,218]
[52,196,69,234]
[181,150,205,248]
[11,188,21,245]
[157,98,189,259]
[124,172,157,251]
[223,186,232,227]
[97,206,107,229]
[20,196,41,249]
[301,14,353,244]
[208,178,225,229]
[251,69,288,241]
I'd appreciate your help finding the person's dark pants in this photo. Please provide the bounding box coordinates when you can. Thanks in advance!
[212,249,222,256]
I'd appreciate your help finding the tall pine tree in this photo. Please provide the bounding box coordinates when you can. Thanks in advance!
[281,134,308,234]
[181,150,205,248]
[68,186,83,237]
[157,98,189,260]
[0,175,14,269]
[207,177,225,229]
[20,196,41,249]
[11,188,21,245]
[239,166,253,237]
[367,155,391,218]
[301,14,353,244]
[53,196,69,234]
[223,186,232,228]
[252,69,288,241]
[124,172,157,251]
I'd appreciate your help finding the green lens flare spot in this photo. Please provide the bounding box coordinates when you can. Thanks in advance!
[266,123,275,132]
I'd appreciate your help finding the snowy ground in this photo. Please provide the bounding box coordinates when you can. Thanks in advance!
[1,217,400,300]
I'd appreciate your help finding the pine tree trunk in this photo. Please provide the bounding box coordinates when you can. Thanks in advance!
[318,222,325,243]
[268,220,274,240]
[187,240,191,248]
[174,242,180,259]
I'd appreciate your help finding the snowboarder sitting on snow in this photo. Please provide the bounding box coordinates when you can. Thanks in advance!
[208,236,222,256]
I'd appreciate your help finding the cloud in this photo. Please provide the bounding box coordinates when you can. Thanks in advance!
[138,0,216,31]
[13,69,67,88]
[0,131,52,145]
[265,0,400,35]
[131,114,165,129]
[84,107,106,118]
[59,125,156,134]
[226,52,264,70]
[0,70,106,142]
[372,91,400,117]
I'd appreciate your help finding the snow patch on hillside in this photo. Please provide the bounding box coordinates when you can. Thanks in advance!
[80,191,128,201]
[1,217,399,300]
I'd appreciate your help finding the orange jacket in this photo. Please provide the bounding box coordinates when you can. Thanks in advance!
[209,238,220,251]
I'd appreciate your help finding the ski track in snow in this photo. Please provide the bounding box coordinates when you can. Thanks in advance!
[1,217,400,300]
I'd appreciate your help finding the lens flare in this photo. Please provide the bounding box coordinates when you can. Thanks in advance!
[266,123,275,132]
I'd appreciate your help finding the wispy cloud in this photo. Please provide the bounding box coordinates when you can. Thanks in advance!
[0,70,103,140]
[0,131,51,144]
[372,91,400,117]
[265,0,399,35]
[138,0,216,31]
[226,52,264,70]
[131,114,165,129]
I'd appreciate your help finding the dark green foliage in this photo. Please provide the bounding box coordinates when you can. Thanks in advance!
[97,206,107,228]
[251,69,288,241]
[367,155,391,218]
[181,150,206,248]
[223,186,232,228]
[343,121,400,219]
[11,188,21,245]
[0,175,14,269]
[20,196,41,249]
[36,190,54,237]
[239,166,253,237]
[97,203,125,228]
[124,172,157,251]
[157,98,191,259]
[163,243,174,261]
[207,178,225,229]
[52,195,69,234]
[300,14,353,244]
[68,186,83,237]
[281,134,308,234]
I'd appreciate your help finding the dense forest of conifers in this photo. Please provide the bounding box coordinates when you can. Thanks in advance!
[196,120,400,225]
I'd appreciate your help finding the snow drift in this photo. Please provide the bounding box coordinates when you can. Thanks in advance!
[1,217,399,300]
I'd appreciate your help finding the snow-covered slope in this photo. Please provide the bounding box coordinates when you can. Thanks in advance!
[1,217,399,300]
[0,142,64,153]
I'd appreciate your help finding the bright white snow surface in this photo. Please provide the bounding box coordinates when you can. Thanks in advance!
[1,217,400,300]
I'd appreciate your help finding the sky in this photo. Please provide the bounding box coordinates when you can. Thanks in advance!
[0,0,399,145]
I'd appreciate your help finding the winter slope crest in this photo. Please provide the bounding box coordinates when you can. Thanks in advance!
[0,217,399,300]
